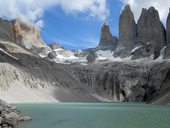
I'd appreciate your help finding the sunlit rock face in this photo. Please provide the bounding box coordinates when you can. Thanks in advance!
[11,20,51,56]
[137,7,166,49]
[119,4,137,48]
[98,22,117,50]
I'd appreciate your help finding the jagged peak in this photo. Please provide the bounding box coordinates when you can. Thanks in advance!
[121,4,132,14]
[148,6,156,11]
[124,4,131,10]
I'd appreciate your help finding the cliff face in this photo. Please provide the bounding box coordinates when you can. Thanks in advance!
[119,4,137,47]
[67,62,149,102]
[67,61,170,104]
[137,7,166,48]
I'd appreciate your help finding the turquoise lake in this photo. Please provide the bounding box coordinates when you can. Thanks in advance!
[15,103,170,128]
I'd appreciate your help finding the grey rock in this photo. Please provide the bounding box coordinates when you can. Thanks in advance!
[19,116,32,121]
[48,43,63,50]
[0,99,31,128]
[47,51,57,59]
[146,62,170,105]
[163,45,170,59]
[98,22,117,50]
[137,7,166,50]
[131,42,154,60]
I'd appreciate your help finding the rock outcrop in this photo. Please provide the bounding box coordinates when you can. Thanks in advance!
[131,43,154,60]
[48,43,63,50]
[119,4,137,47]
[137,7,166,50]
[0,99,31,128]
[98,22,117,50]
[86,50,97,64]
[11,20,51,56]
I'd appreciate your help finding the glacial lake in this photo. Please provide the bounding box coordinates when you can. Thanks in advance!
[15,103,170,128]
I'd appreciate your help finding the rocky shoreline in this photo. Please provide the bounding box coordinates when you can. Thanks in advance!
[0,99,31,128]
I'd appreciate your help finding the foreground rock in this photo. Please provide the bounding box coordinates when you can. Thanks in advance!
[0,99,31,128]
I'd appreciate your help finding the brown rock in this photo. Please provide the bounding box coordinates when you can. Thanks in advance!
[98,22,117,49]
[119,4,137,43]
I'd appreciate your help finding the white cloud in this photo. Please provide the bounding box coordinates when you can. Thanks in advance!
[0,0,109,28]
[120,0,170,24]
[35,20,44,29]
[59,0,109,20]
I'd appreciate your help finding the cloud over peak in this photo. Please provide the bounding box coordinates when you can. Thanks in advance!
[0,0,109,28]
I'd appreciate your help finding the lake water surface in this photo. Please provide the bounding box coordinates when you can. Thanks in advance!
[16,103,170,128]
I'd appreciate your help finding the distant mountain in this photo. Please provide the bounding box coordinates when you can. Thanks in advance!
[0,4,170,105]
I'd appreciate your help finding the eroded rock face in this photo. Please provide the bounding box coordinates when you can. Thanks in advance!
[67,62,152,102]
[98,22,117,50]
[146,62,170,105]
[166,10,170,43]
[119,4,137,46]
[67,61,170,104]
[137,7,166,48]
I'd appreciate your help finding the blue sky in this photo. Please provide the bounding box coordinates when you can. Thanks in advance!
[40,0,123,50]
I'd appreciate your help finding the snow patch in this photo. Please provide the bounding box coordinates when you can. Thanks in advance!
[131,46,142,53]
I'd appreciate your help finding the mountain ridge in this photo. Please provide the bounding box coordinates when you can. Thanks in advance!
[0,5,169,105]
